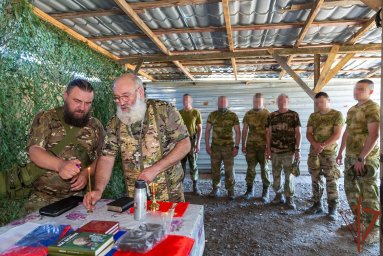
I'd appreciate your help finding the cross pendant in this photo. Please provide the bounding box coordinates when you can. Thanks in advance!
[133,151,141,163]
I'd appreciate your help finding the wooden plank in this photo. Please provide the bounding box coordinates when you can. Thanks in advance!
[315,44,340,90]
[222,0,237,80]
[314,54,321,88]
[134,59,144,74]
[346,15,376,44]
[359,0,381,11]
[31,6,119,61]
[365,67,381,78]
[119,43,381,63]
[125,64,155,80]
[129,0,222,12]
[268,49,315,99]
[173,61,195,80]
[281,0,364,12]
[50,8,124,19]
[231,58,238,80]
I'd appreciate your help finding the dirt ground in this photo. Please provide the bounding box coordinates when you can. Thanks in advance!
[183,174,380,256]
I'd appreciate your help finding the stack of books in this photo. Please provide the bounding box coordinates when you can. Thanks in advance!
[48,232,114,256]
[77,220,119,235]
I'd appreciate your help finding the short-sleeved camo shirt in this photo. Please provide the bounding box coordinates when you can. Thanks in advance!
[27,106,105,194]
[267,110,301,153]
[345,99,380,159]
[243,108,270,148]
[307,109,344,155]
[207,109,239,146]
[102,99,188,201]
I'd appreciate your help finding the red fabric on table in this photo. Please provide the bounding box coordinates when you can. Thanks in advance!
[129,201,189,217]
[113,235,194,256]
[0,246,47,256]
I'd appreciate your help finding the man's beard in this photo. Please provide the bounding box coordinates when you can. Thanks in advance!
[117,98,147,125]
[63,102,90,128]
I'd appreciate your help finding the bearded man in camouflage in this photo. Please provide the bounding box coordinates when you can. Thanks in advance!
[336,79,380,244]
[305,92,343,221]
[84,74,190,210]
[205,96,240,200]
[26,79,105,212]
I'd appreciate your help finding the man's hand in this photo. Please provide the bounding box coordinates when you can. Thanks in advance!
[58,159,82,179]
[83,190,102,211]
[336,153,343,165]
[138,166,159,183]
[233,147,239,157]
[265,148,272,160]
[242,145,246,154]
[70,170,88,191]
[206,145,212,155]
[294,150,301,160]
[194,144,200,153]
[353,160,365,176]
[312,142,324,155]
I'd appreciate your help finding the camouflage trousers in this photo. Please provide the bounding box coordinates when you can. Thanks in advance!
[344,156,380,227]
[245,146,270,187]
[271,152,295,198]
[211,145,235,191]
[307,153,340,205]
[181,136,199,181]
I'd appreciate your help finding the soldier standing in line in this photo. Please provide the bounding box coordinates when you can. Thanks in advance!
[84,74,190,210]
[305,92,343,221]
[205,96,240,200]
[25,79,105,212]
[242,93,271,202]
[336,79,380,244]
[266,93,301,210]
[179,94,203,195]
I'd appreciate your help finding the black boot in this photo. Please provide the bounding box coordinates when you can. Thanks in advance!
[328,201,338,221]
[192,181,202,196]
[261,186,269,203]
[242,185,253,199]
[305,201,324,215]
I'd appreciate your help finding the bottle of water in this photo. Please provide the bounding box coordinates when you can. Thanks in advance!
[134,180,147,221]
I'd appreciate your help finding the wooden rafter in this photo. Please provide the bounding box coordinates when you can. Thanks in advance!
[32,6,154,81]
[222,0,237,80]
[119,43,381,63]
[365,67,381,78]
[314,54,321,88]
[125,64,155,80]
[268,49,315,99]
[314,44,340,91]
[281,0,364,12]
[359,0,381,11]
[88,19,369,42]
[278,0,325,79]
[113,0,194,80]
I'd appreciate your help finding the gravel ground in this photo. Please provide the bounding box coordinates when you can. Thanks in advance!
[183,173,380,256]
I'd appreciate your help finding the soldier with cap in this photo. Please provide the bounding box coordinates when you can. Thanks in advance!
[25,79,105,212]
[305,92,343,221]
[242,93,271,202]
[336,79,380,244]
[179,94,203,195]
[205,96,240,200]
[84,74,190,210]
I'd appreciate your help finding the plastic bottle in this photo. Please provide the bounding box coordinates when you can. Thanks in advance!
[134,180,147,221]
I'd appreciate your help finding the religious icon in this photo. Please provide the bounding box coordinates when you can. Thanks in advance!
[149,183,160,212]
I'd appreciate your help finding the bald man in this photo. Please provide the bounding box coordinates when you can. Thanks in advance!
[83,74,190,210]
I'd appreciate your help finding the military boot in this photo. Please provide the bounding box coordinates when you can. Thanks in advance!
[192,180,202,196]
[209,187,220,198]
[286,197,296,210]
[261,186,269,203]
[242,185,253,199]
[228,189,235,200]
[327,201,338,221]
[271,193,285,204]
[305,201,324,215]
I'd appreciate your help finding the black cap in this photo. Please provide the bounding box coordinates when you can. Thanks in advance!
[135,180,146,188]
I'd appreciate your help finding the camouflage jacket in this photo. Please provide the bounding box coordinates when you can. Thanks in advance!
[27,106,105,195]
[345,99,380,159]
[267,110,301,153]
[243,108,270,148]
[102,99,188,201]
[207,109,239,146]
[307,109,344,155]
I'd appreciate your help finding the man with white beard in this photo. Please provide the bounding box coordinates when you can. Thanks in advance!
[83,74,190,209]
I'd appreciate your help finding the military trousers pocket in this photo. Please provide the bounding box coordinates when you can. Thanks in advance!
[307,154,320,171]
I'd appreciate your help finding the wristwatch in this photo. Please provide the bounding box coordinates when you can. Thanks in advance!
[357,156,365,162]
[234,145,239,150]
[295,148,300,152]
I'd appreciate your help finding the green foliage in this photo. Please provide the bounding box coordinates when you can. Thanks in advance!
[0,0,126,223]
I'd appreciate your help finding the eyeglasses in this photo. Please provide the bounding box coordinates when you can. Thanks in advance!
[113,89,138,103]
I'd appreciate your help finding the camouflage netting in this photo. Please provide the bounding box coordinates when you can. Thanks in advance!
[0,0,125,197]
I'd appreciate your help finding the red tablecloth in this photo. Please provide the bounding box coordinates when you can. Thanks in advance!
[129,202,189,218]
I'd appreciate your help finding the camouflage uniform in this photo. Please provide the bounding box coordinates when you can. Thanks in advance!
[344,100,380,227]
[243,108,270,188]
[25,107,105,212]
[103,99,188,202]
[307,109,343,207]
[267,110,301,198]
[207,109,239,191]
[179,109,202,182]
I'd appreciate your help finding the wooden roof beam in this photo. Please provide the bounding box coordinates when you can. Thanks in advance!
[268,49,315,99]
[314,44,340,91]
[359,0,381,11]
[365,67,381,78]
[222,0,237,80]
[114,0,194,80]
[281,0,364,12]
[279,0,325,79]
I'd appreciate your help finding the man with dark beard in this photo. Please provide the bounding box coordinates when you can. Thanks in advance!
[24,79,105,212]
[83,74,190,210]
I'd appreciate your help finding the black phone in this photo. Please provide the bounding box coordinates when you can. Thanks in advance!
[39,195,83,217]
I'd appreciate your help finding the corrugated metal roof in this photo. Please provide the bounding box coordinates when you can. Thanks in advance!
[32,0,381,81]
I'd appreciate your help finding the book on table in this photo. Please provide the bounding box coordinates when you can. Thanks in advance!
[48,232,114,256]
[77,220,119,235]
[106,196,134,212]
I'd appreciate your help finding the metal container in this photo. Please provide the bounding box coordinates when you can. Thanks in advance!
[134,180,147,221]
